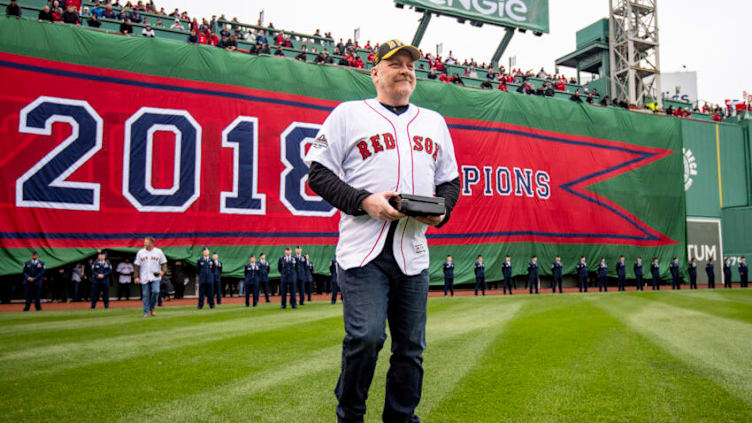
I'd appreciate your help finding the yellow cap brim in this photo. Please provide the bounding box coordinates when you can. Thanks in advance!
[381,45,421,63]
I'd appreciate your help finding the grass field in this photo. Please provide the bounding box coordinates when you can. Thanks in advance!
[1,290,751,422]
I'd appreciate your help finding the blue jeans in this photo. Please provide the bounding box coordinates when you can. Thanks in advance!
[141,280,160,314]
[335,244,429,423]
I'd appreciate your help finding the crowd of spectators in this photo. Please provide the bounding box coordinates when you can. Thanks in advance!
[7,0,752,120]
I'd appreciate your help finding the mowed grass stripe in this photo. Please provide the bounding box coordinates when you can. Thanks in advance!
[641,290,752,324]
[118,298,523,422]
[0,303,298,352]
[430,294,752,422]
[0,308,347,422]
[675,289,752,306]
[598,293,752,407]
[0,304,246,337]
[0,304,344,381]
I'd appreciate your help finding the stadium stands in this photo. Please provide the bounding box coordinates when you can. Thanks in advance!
[4,0,751,121]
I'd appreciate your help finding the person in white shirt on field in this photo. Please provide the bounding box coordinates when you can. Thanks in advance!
[134,237,167,317]
[116,258,134,300]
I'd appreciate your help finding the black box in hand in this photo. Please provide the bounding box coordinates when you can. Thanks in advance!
[389,194,445,217]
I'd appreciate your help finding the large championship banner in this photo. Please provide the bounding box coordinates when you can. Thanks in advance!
[0,19,685,283]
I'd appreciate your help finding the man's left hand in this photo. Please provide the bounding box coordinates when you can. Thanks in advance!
[415,214,445,227]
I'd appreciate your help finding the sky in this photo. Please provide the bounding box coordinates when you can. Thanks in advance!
[155,0,750,105]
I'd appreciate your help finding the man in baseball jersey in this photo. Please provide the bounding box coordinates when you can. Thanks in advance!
[134,237,167,317]
[304,39,460,423]
[116,258,134,300]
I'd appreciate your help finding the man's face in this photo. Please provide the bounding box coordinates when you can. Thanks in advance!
[371,51,416,101]
[478,257,483,262]
[285,250,291,256]
[260,254,265,260]
[532,257,537,263]
[637,258,642,263]
[250,257,256,263]
[295,248,301,255]
[98,254,105,261]
[144,238,153,249]
[212,254,218,260]
[203,249,209,257]
[447,257,452,263]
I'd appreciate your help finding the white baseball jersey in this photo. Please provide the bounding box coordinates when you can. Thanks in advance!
[304,98,459,275]
[134,247,167,283]
[116,262,134,284]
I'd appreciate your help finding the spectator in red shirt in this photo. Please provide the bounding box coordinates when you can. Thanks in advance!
[555,80,566,91]
[275,33,284,46]
[197,31,208,45]
[364,41,372,50]
[353,55,364,69]
[367,51,375,63]
[434,58,445,73]
[497,79,508,92]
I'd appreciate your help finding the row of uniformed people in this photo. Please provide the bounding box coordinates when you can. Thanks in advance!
[443,255,748,295]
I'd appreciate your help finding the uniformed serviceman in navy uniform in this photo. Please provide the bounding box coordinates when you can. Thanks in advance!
[278,247,297,309]
[616,256,626,291]
[258,253,271,303]
[688,257,698,289]
[705,258,715,289]
[330,257,341,304]
[304,253,314,302]
[90,251,112,309]
[669,257,681,290]
[443,255,454,297]
[244,254,259,307]
[577,256,588,293]
[212,252,223,305]
[551,255,563,294]
[196,247,215,309]
[597,257,608,292]
[650,258,661,290]
[634,257,644,291]
[502,255,513,295]
[723,258,732,288]
[474,255,486,296]
[294,246,307,305]
[739,257,748,288]
[22,251,45,311]
[527,256,539,295]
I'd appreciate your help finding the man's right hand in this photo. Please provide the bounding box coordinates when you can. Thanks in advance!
[133,278,140,284]
[361,191,405,221]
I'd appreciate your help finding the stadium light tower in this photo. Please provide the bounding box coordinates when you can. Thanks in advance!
[608,0,661,106]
